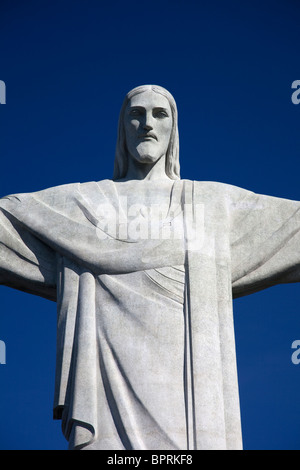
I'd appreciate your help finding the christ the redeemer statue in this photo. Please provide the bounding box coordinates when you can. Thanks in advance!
[1,85,300,450]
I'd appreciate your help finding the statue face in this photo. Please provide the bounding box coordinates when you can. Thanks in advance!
[124,90,173,166]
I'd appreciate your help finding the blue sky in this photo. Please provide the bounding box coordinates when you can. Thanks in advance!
[0,0,300,450]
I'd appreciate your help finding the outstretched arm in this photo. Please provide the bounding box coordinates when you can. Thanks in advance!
[0,194,56,301]
[230,187,300,298]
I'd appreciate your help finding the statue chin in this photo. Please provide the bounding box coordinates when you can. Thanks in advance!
[134,153,160,164]
[129,141,161,164]
[131,148,163,166]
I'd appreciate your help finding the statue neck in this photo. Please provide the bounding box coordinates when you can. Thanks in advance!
[122,154,171,182]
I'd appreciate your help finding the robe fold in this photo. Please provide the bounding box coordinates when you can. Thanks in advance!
[1,178,300,450]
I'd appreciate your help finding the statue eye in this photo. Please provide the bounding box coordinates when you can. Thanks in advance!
[129,108,142,116]
[154,110,169,118]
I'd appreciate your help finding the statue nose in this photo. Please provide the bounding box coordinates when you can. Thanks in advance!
[143,112,154,130]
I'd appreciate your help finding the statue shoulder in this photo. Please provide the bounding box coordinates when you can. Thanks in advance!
[189,180,255,204]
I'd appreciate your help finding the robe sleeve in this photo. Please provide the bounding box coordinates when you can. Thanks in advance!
[0,195,57,301]
[230,186,300,298]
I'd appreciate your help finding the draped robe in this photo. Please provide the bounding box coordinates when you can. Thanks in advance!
[1,178,300,450]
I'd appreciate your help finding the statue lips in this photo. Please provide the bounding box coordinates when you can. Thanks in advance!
[138,133,158,141]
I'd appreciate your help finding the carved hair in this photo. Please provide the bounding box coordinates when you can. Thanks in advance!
[113,85,180,180]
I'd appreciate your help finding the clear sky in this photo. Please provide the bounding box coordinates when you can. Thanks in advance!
[0,0,300,450]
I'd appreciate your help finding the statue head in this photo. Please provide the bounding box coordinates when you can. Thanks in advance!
[113,85,180,180]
